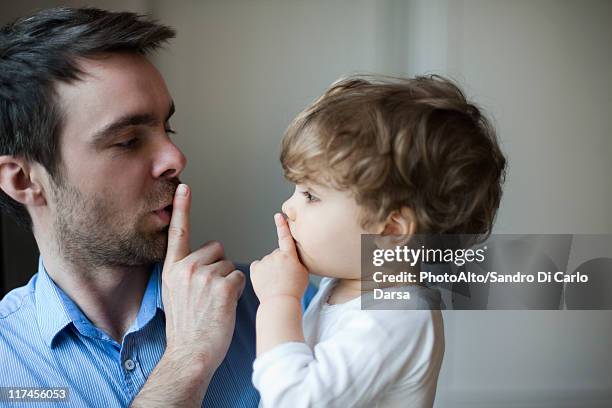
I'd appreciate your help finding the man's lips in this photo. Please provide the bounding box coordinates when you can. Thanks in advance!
[153,204,173,224]
[154,203,173,212]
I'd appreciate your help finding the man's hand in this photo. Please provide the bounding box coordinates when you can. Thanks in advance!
[250,213,309,302]
[131,184,245,408]
[162,183,245,368]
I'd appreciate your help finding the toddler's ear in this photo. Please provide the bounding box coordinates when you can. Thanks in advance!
[374,207,417,249]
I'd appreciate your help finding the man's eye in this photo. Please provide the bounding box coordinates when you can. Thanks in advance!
[165,128,176,135]
[114,138,139,148]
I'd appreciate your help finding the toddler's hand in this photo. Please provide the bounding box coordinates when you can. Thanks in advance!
[250,213,309,302]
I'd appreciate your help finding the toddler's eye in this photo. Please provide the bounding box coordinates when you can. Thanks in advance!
[301,191,319,202]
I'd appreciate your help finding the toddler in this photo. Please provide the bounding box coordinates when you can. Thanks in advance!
[250,75,506,407]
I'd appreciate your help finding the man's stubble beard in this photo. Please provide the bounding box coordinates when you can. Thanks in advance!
[51,176,179,268]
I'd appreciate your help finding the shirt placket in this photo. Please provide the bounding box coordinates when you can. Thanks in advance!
[119,333,146,399]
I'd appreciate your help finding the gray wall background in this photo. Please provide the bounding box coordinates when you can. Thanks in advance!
[1,1,611,407]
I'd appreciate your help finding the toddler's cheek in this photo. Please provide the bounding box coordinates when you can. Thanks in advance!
[295,245,314,271]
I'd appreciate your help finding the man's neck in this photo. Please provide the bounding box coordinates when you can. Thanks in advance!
[37,241,151,344]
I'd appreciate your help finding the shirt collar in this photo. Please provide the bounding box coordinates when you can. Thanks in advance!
[35,257,164,348]
[132,263,164,331]
[35,257,72,348]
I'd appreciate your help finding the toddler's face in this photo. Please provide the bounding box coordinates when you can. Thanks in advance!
[281,183,378,279]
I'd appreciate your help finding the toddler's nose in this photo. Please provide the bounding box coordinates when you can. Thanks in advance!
[281,199,296,222]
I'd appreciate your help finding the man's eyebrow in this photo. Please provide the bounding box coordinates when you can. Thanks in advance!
[91,101,176,145]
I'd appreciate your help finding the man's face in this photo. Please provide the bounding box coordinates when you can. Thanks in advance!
[50,52,186,267]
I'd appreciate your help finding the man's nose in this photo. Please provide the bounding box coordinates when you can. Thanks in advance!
[152,137,187,179]
[281,198,296,221]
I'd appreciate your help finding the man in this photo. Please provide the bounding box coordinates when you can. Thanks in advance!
[0,7,260,407]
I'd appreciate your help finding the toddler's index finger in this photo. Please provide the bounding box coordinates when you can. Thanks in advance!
[165,184,191,265]
[275,213,297,254]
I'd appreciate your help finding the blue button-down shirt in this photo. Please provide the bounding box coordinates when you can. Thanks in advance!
[0,257,260,407]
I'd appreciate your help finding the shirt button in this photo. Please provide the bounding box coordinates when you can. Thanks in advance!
[124,359,136,371]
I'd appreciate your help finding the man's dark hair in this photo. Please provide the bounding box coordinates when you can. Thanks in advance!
[0,7,175,229]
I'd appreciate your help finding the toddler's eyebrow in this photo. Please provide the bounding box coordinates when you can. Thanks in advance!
[305,185,322,195]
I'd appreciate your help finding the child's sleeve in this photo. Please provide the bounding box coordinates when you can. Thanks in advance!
[252,309,439,408]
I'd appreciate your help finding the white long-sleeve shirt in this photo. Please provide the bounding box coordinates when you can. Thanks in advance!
[252,278,445,408]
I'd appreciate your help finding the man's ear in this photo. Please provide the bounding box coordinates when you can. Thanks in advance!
[0,156,47,207]
[373,207,417,249]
